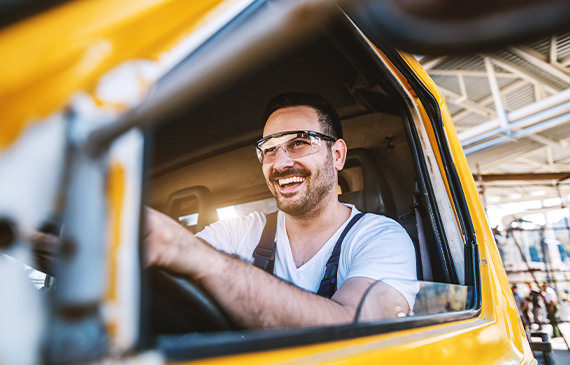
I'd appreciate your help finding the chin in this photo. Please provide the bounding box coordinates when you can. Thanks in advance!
[277,195,322,218]
[276,197,306,215]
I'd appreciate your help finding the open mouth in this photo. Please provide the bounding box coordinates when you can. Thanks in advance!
[277,176,306,189]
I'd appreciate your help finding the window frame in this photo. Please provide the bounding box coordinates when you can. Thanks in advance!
[377,48,481,308]
[142,6,482,361]
[0,0,72,29]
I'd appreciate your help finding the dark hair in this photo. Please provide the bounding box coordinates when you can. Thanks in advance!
[262,92,343,142]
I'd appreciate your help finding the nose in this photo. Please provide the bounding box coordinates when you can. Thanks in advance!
[272,145,295,170]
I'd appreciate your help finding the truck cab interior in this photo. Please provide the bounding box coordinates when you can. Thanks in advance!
[144,12,474,358]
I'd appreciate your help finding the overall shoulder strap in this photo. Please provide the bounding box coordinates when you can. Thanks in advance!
[316,212,365,299]
[252,212,278,274]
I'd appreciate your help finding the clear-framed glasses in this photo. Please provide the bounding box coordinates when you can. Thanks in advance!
[254,130,336,164]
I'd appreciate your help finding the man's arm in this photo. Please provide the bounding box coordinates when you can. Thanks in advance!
[144,208,409,328]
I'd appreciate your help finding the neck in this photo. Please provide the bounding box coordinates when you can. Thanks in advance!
[284,192,352,243]
[283,195,352,268]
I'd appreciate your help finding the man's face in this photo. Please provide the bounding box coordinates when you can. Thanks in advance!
[261,106,340,217]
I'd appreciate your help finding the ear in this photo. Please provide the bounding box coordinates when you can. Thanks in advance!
[332,139,347,171]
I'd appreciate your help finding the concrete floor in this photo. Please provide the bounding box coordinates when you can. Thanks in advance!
[533,322,570,365]
[551,323,570,365]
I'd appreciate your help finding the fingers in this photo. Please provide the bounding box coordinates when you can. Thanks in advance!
[142,206,157,240]
[143,207,170,267]
[142,205,194,270]
[143,206,174,241]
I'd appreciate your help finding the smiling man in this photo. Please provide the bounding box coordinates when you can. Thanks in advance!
[145,92,417,328]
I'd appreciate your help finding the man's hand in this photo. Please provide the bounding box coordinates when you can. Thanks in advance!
[144,207,192,270]
[143,207,218,280]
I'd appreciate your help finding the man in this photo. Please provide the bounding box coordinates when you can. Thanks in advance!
[145,92,417,328]
[541,282,561,338]
[512,285,529,330]
[527,282,543,330]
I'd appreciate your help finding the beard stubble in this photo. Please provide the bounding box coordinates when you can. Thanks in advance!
[267,150,337,219]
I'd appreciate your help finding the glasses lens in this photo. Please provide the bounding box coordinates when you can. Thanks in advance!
[256,133,320,164]
[283,134,317,158]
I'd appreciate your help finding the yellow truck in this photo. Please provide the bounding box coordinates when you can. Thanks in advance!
[0,0,543,364]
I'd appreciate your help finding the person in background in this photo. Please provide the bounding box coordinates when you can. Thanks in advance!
[541,282,561,338]
[527,282,543,331]
[512,285,529,330]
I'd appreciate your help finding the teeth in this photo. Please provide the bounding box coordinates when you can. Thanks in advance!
[278,176,305,186]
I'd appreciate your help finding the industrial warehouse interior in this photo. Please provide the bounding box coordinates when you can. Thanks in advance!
[421,33,570,364]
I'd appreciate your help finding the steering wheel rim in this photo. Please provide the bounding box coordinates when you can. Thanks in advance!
[148,267,234,333]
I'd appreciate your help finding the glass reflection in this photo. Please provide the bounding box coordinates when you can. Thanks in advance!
[355,280,468,323]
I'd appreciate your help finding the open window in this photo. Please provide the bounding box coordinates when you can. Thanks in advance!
[142,5,480,361]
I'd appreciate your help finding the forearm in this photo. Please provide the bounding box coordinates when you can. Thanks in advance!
[168,237,353,328]
[196,251,354,328]
[145,208,360,328]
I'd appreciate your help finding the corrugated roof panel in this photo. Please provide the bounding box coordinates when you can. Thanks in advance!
[541,122,570,141]
[494,49,570,90]
[447,103,463,115]
[497,76,518,89]
[467,139,544,170]
[493,64,509,73]
[430,75,460,94]
[454,112,488,127]
[520,137,570,165]
[505,83,535,110]
[463,75,517,104]
[525,37,550,56]
[463,76,491,102]
[434,55,484,71]
[557,32,570,61]
[424,37,570,176]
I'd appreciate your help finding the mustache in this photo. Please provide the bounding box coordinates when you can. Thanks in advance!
[270,167,310,181]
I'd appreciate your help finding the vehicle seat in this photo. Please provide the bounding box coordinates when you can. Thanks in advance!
[166,186,219,233]
[338,148,396,218]
[338,148,429,281]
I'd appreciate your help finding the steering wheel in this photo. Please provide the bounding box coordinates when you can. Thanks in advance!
[147,267,234,334]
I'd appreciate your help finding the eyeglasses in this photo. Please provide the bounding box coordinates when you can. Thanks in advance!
[254,130,336,164]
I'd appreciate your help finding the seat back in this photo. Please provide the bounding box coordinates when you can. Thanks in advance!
[166,186,218,232]
[338,148,396,218]
[339,148,429,281]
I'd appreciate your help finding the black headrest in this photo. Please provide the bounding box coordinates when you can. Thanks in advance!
[166,186,219,232]
[338,148,396,218]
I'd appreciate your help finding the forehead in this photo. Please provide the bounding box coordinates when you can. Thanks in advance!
[263,106,321,137]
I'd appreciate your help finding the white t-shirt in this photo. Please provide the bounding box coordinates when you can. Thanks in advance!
[196,205,418,307]
[543,287,557,305]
